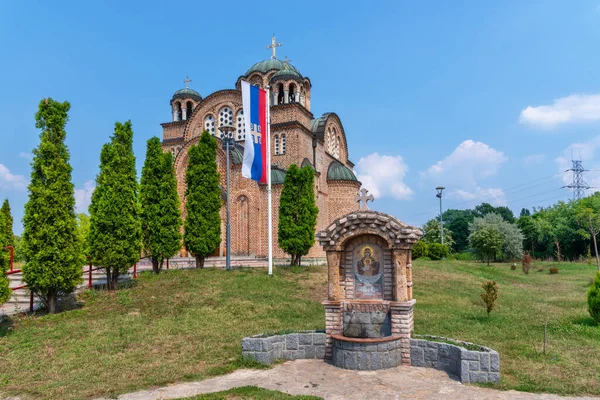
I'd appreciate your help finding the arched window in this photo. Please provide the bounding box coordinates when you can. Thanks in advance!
[334,135,341,158]
[176,102,182,121]
[186,101,193,120]
[218,107,233,138]
[274,134,280,155]
[281,134,286,154]
[326,128,333,154]
[277,83,284,105]
[236,110,245,141]
[204,114,216,135]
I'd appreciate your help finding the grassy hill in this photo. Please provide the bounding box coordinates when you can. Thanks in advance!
[1,260,599,399]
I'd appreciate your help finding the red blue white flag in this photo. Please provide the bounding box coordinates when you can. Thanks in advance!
[241,81,269,184]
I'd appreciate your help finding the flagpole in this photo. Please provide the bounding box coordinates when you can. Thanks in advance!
[266,86,273,276]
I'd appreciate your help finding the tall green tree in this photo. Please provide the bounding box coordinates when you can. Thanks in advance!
[469,215,505,265]
[421,218,455,250]
[441,209,475,253]
[278,164,318,266]
[0,210,11,305]
[575,193,600,271]
[141,137,182,273]
[76,213,91,257]
[474,202,515,223]
[22,99,83,313]
[1,199,14,248]
[88,121,141,289]
[183,131,221,268]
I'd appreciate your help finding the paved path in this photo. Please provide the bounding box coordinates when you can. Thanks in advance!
[104,359,596,400]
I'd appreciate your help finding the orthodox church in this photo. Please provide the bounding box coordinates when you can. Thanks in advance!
[161,37,361,258]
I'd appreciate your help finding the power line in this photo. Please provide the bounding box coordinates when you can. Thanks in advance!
[563,158,591,200]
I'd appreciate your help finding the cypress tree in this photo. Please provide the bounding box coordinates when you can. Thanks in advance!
[183,131,221,268]
[22,99,83,313]
[1,199,14,248]
[88,121,141,289]
[140,137,182,273]
[0,210,11,305]
[278,164,318,266]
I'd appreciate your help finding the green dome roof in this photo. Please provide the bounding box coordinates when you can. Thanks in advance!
[270,66,303,82]
[173,88,202,101]
[327,161,358,182]
[245,59,302,77]
[230,144,244,165]
[271,166,286,184]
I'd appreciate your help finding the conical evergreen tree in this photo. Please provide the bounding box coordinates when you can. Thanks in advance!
[22,99,82,313]
[183,131,221,268]
[140,137,182,273]
[1,199,14,248]
[0,210,11,305]
[278,164,318,266]
[88,121,141,289]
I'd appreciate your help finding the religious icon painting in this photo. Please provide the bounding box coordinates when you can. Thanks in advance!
[352,244,384,299]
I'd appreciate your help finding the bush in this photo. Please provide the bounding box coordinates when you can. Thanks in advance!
[588,272,600,324]
[481,280,499,316]
[412,241,428,259]
[522,251,532,274]
[428,243,449,260]
[510,263,517,270]
[549,267,559,274]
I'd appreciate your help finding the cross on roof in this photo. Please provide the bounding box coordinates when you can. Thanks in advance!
[266,35,282,60]
[355,188,374,211]
[281,56,292,69]
[183,76,192,88]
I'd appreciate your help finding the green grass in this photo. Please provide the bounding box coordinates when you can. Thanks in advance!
[0,267,325,400]
[175,386,321,399]
[1,260,599,399]
[413,259,600,396]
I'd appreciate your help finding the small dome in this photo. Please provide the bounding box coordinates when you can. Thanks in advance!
[229,144,244,165]
[245,59,302,78]
[172,88,202,101]
[271,166,287,184]
[301,158,315,171]
[270,67,303,83]
[327,161,358,182]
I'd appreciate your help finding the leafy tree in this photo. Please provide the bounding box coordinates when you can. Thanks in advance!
[183,131,221,268]
[441,209,475,253]
[0,210,10,305]
[13,235,25,262]
[588,272,600,324]
[421,218,455,250]
[575,194,600,271]
[474,203,515,223]
[469,219,504,265]
[76,213,91,257]
[470,213,523,261]
[88,121,141,289]
[22,99,83,312]
[1,199,14,248]
[517,215,536,253]
[520,208,531,217]
[140,137,182,273]
[279,164,318,266]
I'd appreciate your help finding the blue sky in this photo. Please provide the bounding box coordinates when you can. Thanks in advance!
[2,0,600,234]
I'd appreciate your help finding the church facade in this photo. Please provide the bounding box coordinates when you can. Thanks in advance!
[161,41,361,259]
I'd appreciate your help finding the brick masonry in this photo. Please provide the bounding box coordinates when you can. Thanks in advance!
[241,331,326,365]
[410,336,500,384]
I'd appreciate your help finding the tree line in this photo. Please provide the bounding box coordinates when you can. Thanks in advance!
[1,98,318,313]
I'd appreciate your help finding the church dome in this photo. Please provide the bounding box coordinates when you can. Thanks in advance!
[172,88,202,101]
[245,59,302,78]
[271,166,287,184]
[327,161,358,182]
[270,66,303,83]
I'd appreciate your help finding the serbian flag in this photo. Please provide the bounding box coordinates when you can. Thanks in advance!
[241,81,269,183]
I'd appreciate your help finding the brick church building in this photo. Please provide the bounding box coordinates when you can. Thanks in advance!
[161,38,361,259]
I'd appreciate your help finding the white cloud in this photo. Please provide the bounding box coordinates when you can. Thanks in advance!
[0,164,27,191]
[19,152,32,160]
[355,153,413,200]
[519,93,600,128]
[522,153,546,166]
[420,140,507,206]
[74,180,95,213]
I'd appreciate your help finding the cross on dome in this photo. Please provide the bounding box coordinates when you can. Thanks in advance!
[266,35,282,60]
[281,56,292,69]
[183,76,192,88]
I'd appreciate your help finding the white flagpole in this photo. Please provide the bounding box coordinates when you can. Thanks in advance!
[266,86,273,276]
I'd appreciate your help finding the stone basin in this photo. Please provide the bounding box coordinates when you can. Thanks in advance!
[332,334,403,370]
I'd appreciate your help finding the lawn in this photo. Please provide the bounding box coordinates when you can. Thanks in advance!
[175,386,321,399]
[0,260,599,399]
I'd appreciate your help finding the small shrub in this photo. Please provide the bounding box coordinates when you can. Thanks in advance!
[549,267,559,274]
[587,272,600,324]
[522,251,532,275]
[480,280,499,317]
[510,263,517,270]
[428,243,449,260]
[412,240,429,259]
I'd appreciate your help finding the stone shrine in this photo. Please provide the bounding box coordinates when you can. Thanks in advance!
[317,210,422,370]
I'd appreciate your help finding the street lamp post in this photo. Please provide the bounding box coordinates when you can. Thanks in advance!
[436,186,445,245]
[219,125,236,271]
